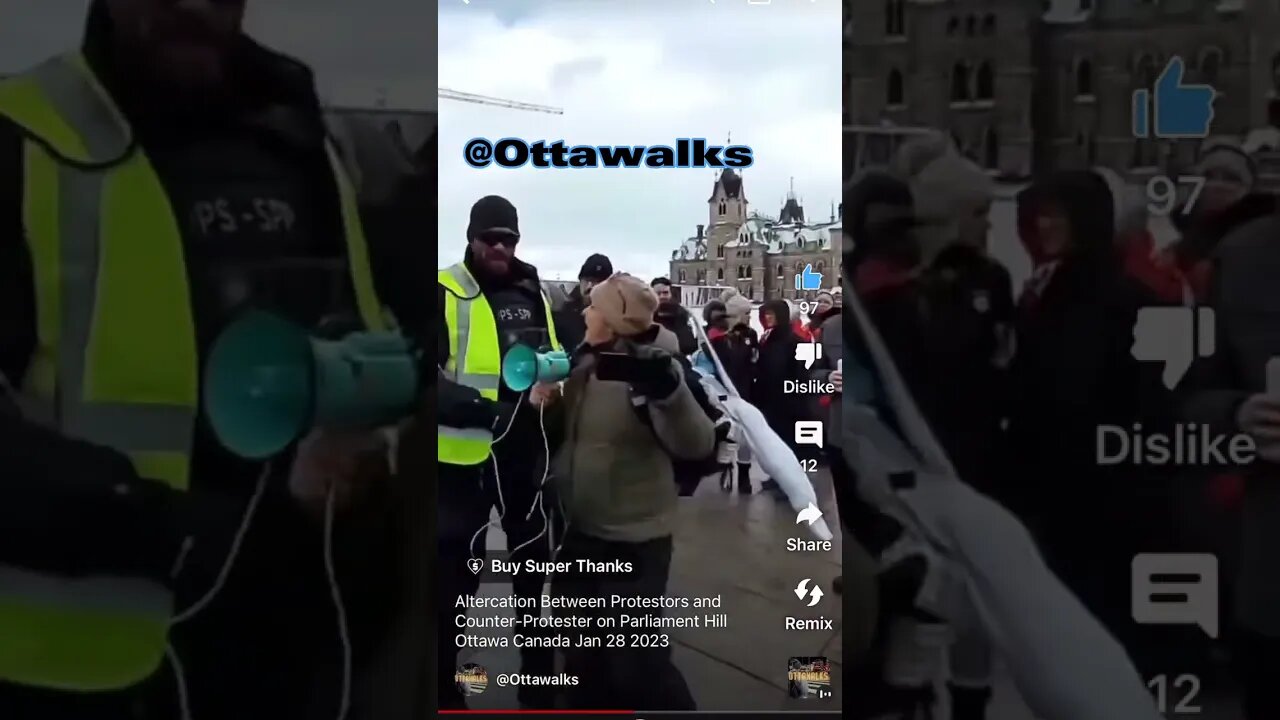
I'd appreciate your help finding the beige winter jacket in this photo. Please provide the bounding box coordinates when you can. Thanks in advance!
[553,326,715,542]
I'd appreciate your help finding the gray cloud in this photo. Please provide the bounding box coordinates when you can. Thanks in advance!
[0,0,841,282]
[437,0,841,281]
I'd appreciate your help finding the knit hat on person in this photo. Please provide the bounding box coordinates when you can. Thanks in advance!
[1195,137,1257,189]
[724,294,754,326]
[1092,166,1149,239]
[588,273,658,337]
[578,253,614,282]
[466,195,519,240]
[703,300,728,324]
[906,148,994,261]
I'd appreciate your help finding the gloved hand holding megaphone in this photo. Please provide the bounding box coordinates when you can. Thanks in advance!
[203,310,421,465]
[502,344,572,410]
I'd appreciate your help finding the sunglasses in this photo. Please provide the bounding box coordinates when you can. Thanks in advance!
[476,232,518,248]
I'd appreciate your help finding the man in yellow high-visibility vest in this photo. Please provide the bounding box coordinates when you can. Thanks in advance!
[0,1,404,717]
[437,195,565,709]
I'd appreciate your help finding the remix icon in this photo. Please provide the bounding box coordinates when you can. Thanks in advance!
[793,579,824,607]
[454,663,488,696]
[787,656,832,699]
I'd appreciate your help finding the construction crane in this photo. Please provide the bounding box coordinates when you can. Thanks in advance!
[439,87,564,115]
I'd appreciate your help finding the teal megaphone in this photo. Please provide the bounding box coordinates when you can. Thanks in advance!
[501,344,571,392]
[203,310,420,460]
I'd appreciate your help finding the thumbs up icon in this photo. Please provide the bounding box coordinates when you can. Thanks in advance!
[1132,56,1216,139]
[794,264,823,291]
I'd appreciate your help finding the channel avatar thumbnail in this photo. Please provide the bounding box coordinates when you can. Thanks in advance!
[787,656,832,699]
[454,662,488,697]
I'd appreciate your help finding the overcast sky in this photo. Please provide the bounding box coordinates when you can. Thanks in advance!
[438,0,841,281]
[1,0,841,282]
[0,0,437,106]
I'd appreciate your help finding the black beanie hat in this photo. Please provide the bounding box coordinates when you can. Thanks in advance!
[578,253,613,282]
[467,195,519,240]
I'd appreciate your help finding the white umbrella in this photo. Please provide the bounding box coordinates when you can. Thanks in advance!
[687,320,834,542]
[843,291,1163,720]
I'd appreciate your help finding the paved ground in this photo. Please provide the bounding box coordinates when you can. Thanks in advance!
[450,460,1250,719]
[455,464,844,712]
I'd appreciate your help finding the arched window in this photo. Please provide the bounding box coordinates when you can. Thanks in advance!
[1132,54,1159,167]
[975,62,995,100]
[946,16,959,35]
[746,265,753,278]
[717,244,724,258]
[982,14,996,35]
[815,261,826,274]
[885,0,906,37]
[1076,59,1094,97]
[984,126,999,169]
[776,263,784,277]
[737,265,745,279]
[887,68,905,105]
[718,201,726,216]
[1135,54,1158,88]
[678,269,687,283]
[965,15,977,36]
[717,267,724,281]
[951,62,971,102]
[1199,47,1224,84]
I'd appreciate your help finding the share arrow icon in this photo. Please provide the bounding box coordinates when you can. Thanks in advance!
[795,502,823,526]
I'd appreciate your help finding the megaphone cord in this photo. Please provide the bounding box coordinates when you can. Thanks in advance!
[324,482,353,720]
[166,643,193,720]
[468,391,526,560]
[161,465,353,720]
[166,461,272,720]
[172,462,272,624]
[509,402,553,559]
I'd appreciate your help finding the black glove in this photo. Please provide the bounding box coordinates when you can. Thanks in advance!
[437,378,498,430]
[630,355,681,401]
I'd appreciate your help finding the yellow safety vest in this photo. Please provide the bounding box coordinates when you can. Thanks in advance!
[438,262,561,466]
[0,52,386,692]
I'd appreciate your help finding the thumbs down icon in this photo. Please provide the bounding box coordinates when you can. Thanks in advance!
[1131,306,1215,390]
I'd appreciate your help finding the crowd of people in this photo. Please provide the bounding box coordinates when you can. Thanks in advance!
[844,133,1280,719]
[437,198,850,710]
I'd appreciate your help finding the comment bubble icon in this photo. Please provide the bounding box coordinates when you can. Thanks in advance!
[1131,553,1218,638]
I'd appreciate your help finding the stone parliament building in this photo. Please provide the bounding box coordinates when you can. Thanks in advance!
[845,0,1280,178]
[669,169,843,303]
